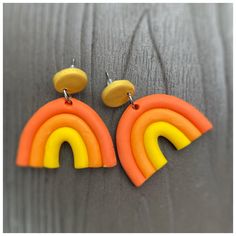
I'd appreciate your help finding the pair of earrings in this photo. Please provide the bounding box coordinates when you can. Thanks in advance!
[16,59,213,187]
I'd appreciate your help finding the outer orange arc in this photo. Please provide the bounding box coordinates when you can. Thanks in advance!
[16,98,116,167]
[116,94,213,187]
[29,113,102,168]
[131,108,202,178]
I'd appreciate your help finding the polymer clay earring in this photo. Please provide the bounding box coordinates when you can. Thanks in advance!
[102,72,213,187]
[16,59,116,169]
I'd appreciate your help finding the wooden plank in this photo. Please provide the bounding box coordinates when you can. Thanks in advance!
[3,3,232,232]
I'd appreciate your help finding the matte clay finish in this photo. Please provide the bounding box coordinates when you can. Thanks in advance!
[101,80,135,107]
[30,114,102,168]
[144,122,191,170]
[131,109,201,178]
[16,98,116,168]
[4,3,232,233]
[44,127,89,168]
[53,67,88,94]
[116,94,213,187]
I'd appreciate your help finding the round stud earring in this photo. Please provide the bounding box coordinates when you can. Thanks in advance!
[101,72,135,108]
[101,72,213,187]
[53,58,88,95]
[16,60,117,169]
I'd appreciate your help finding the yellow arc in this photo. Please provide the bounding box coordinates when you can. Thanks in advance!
[144,121,191,170]
[44,127,89,168]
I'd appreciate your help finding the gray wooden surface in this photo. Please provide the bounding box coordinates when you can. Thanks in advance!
[3,3,233,233]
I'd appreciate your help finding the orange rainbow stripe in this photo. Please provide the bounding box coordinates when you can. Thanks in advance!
[17,98,116,168]
[116,94,213,187]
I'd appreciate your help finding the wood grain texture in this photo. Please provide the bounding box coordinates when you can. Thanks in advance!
[3,3,233,233]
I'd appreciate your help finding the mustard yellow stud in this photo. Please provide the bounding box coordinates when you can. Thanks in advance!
[53,58,88,94]
[101,72,135,108]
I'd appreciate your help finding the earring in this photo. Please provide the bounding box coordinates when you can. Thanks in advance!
[102,72,213,187]
[16,59,116,169]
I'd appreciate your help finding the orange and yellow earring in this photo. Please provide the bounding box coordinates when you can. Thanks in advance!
[16,59,116,169]
[101,72,213,187]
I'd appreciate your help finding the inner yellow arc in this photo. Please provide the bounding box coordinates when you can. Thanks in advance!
[44,127,89,168]
[144,121,191,170]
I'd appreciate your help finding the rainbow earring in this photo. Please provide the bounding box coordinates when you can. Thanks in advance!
[102,72,213,187]
[16,59,116,169]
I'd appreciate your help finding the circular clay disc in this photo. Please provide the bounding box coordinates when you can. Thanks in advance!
[101,80,135,107]
[53,67,88,94]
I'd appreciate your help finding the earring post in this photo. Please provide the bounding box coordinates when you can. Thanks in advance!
[105,71,113,86]
[71,58,76,68]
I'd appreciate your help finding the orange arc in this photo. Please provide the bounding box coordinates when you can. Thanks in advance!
[116,94,213,187]
[16,98,116,168]
[131,108,202,178]
[29,113,102,168]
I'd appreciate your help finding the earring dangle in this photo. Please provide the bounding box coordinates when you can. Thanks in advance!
[102,72,213,187]
[16,59,117,169]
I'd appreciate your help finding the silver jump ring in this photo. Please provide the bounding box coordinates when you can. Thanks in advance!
[63,89,72,104]
[127,92,136,109]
